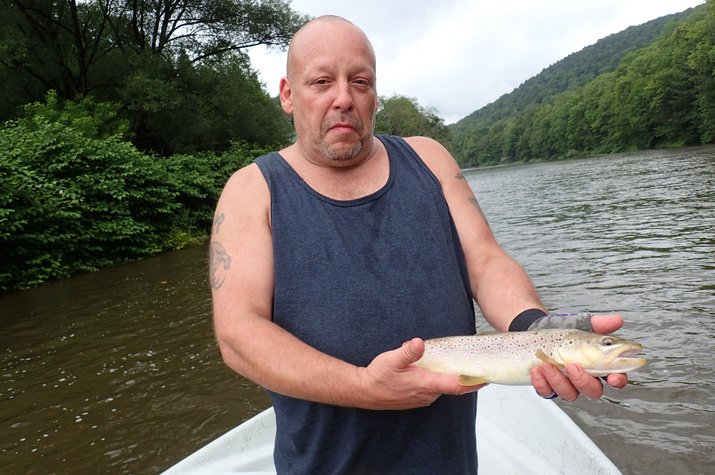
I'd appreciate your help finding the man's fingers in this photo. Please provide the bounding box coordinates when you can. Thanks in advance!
[530,366,556,398]
[590,314,624,335]
[565,364,604,399]
[530,364,578,400]
[604,372,628,390]
[533,358,628,402]
[541,364,580,401]
[399,338,425,366]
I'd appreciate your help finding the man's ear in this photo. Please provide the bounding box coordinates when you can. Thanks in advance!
[279,77,293,114]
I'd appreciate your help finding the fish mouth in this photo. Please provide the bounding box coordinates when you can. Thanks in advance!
[597,344,647,371]
[618,348,642,358]
[602,342,642,360]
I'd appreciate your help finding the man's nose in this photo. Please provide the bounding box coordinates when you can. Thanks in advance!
[332,81,354,111]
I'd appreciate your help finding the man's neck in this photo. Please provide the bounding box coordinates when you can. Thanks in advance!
[280,137,389,200]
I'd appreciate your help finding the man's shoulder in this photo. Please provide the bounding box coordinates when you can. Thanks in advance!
[402,135,437,146]
[227,161,265,187]
[219,161,270,210]
[400,136,459,182]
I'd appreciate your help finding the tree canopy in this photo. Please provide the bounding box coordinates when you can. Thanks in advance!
[0,0,308,153]
[450,2,715,167]
[375,94,452,148]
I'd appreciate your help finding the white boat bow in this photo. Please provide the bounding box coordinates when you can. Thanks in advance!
[163,385,621,474]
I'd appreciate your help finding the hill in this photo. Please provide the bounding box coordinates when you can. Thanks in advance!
[450,4,713,166]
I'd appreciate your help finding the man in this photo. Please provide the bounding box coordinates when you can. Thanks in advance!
[210,15,628,474]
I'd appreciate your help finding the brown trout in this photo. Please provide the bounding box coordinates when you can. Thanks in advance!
[416,329,647,385]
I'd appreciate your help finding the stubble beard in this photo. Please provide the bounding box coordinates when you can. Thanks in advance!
[318,112,376,162]
[319,140,364,162]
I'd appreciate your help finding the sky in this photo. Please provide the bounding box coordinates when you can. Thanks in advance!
[248,0,705,124]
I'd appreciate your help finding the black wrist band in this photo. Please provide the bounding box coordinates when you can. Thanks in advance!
[509,308,547,332]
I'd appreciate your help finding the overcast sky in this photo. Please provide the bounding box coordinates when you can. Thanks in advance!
[248,0,704,124]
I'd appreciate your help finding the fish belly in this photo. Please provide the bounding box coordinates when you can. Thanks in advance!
[417,352,538,386]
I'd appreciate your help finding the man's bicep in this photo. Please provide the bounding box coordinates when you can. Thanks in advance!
[211,166,275,324]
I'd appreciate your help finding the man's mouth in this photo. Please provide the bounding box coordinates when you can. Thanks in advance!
[329,122,357,132]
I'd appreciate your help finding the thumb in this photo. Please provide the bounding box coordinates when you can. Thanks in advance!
[590,314,624,335]
[399,338,425,366]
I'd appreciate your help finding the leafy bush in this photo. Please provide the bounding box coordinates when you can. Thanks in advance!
[0,94,270,291]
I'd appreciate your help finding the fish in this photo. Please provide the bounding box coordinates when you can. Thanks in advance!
[416,329,647,386]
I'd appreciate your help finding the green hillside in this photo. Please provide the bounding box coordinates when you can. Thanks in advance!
[450,2,714,167]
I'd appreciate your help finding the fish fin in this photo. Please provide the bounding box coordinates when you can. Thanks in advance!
[535,349,565,370]
[458,375,488,386]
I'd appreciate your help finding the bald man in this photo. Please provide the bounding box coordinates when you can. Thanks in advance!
[210,15,628,474]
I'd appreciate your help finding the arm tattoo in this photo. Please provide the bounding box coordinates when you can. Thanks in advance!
[210,240,231,290]
[455,172,490,224]
[469,197,489,225]
[209,212,230,289]
[212,212,225,235]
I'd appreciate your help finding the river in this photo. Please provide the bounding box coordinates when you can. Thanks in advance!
[1,146,714,474]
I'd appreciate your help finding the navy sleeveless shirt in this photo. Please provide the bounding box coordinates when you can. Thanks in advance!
[255,135,477,474]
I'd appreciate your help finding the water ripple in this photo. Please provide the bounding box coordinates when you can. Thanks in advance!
[468,146,715,474]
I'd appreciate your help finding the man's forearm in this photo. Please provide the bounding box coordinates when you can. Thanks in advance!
[215,312,475,410]
[216,313,367,407]
[471,255,545,331]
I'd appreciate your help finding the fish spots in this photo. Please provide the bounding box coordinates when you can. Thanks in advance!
[419,329,646,384]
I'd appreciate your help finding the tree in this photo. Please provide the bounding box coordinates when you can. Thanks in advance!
[0,0,306,152]
[112,0,305,60]
[121,50,292,153]
[448,4,712,165]
[375,95,452,148]
[1,0,305,99]
[687,0,715,142]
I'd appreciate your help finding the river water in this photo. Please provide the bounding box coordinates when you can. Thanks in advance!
[1,146,714,474]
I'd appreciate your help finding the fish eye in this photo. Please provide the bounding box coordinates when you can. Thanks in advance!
[602,337,616,346]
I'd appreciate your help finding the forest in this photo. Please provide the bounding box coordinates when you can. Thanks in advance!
[450,1,715,167]
[0,1,451,292]
[2,1,713,291]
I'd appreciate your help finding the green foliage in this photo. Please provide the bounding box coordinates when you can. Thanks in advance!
[0,95,268,292]
[19,91,130,139]
[123,53,293,154]
[687,0,715,143]
[450,4,714,167]
[0,1,299,290]
[0,0,304,154]
[375,95,453,147]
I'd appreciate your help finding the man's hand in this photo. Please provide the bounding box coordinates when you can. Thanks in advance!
[531,314,629,401]
[357,338,485,410]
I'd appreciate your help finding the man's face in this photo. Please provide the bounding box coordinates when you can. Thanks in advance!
[280,20,378,165]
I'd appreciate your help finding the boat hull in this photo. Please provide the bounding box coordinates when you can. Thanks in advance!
[162,385,621,474]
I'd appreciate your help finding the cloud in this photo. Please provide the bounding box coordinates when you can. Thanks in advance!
[248,0,705,124]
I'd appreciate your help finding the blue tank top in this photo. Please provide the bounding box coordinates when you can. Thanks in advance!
[255,135,477,474]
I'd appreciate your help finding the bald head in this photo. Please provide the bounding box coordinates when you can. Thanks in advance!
[286,16,376,81]
[279,15,379,164]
